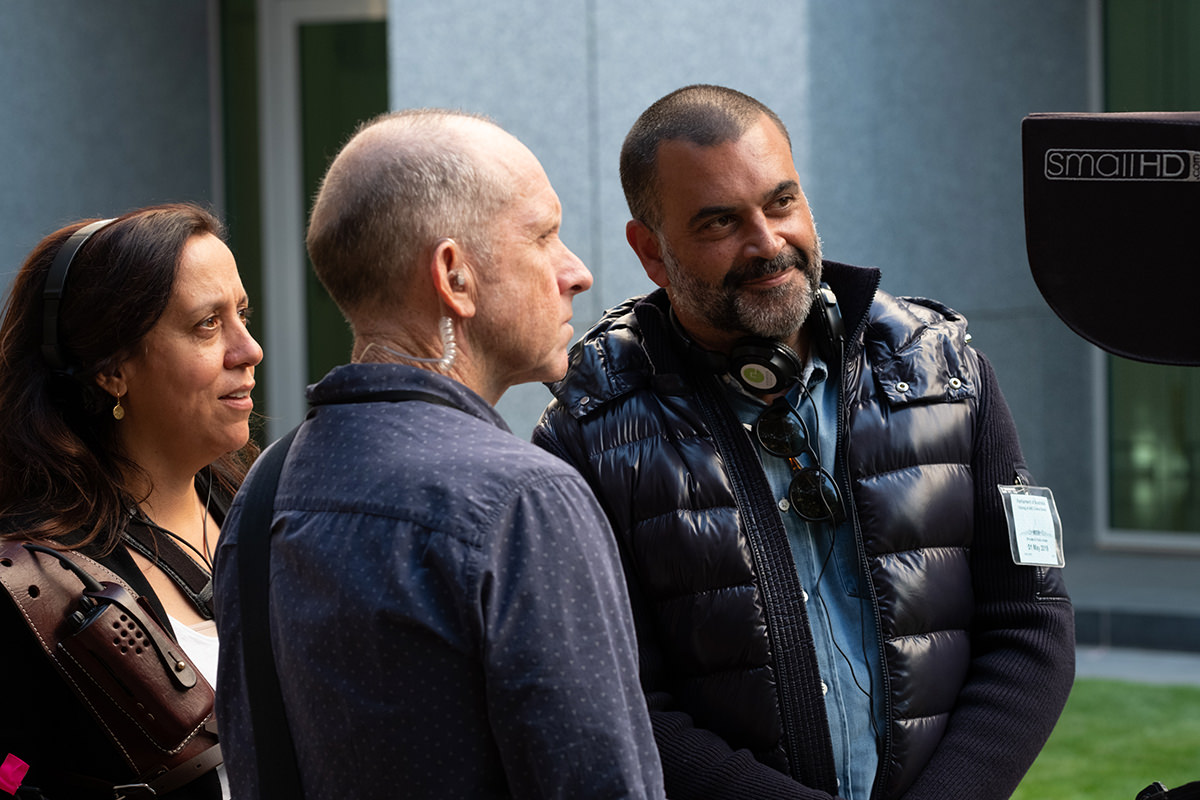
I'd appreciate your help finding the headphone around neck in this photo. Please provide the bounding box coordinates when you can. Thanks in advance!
[676,281,845,395]
[41,218,117,372]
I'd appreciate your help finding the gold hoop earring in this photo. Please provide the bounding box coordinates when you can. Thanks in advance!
[112,391,125,421]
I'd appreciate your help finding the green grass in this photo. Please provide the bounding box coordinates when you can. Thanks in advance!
[1013,678,1200,800]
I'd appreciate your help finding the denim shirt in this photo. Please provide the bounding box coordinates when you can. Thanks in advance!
[728,353,883,800]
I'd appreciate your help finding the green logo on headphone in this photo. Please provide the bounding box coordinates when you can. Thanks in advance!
[741,365,773,389]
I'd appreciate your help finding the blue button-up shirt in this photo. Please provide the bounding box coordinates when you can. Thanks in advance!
[215,363,665,799]
[728,354,883,800]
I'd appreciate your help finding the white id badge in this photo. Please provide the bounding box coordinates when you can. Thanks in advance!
[998,484,1065,568]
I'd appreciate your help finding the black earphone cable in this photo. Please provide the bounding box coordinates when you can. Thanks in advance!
[135,476,213,572]
[794,376,879,737]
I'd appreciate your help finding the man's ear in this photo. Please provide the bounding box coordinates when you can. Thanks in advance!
[430,237,476,319]
[626,220,669,288]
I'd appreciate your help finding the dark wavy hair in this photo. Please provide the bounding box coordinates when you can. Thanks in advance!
[0,203,258,552]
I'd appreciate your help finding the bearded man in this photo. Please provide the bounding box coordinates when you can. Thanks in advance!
[533,84,1075,800]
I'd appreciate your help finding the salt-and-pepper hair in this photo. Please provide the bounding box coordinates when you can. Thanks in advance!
[306,109,513,318]
[620,84,791,230]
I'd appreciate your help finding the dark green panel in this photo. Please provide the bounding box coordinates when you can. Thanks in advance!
[1109,358,1200,532]
[300,21,388,384]
[220,0,265,444]
[1105,0,1200,110]
[1104,0,1200,534]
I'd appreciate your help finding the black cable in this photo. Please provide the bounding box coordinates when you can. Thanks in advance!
[793,378,880,739]
[129,470,215,571]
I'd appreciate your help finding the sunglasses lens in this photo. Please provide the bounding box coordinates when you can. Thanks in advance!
[789,468,844,522]
[756,407,808,457]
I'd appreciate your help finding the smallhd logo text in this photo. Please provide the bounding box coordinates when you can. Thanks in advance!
[1044,148,1200,181]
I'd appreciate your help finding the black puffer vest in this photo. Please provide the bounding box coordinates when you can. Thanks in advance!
[536,262,1000,798]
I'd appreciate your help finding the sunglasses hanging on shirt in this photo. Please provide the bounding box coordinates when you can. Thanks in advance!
[753,397,847,524]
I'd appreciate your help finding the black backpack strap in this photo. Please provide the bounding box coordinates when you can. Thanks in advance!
[236,424,303,798]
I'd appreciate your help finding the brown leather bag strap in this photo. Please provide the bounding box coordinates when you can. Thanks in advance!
[0,540,220,786]
[0,539,132,657]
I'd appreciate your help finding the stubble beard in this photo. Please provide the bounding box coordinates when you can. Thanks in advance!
[661,236,824,342]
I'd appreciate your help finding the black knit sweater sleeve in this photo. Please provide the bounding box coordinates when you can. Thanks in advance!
[897,352,1076,800]
[646,698,840,800]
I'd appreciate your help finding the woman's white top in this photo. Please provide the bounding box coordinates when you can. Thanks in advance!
[169,615,230,800]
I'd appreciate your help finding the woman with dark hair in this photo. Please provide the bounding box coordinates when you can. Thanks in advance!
[0,203,262,799]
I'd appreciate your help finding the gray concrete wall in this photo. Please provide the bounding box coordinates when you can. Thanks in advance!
[802,3,1098,546]
[388,0,1097,543]
[0,1,215,296]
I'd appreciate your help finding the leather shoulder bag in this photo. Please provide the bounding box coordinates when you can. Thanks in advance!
[0,540,221,798]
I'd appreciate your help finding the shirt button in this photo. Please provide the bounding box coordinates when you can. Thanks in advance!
[821,681,828,695]
[778,498,790,512]
[896,381,910,392]
[579,396,590,405]
[801,589,809,603]
[949,377,963,389]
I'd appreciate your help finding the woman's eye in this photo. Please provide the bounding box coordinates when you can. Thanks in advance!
[199,315,219,329]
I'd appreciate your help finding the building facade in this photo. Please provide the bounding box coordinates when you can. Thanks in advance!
[2,0,1197,650]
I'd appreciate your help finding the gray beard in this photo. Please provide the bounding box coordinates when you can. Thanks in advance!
[663,241,823,341]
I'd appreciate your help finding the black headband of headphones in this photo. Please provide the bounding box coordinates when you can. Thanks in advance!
[41,218,118,371]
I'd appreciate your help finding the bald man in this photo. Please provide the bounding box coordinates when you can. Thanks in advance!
[215,110,665,800]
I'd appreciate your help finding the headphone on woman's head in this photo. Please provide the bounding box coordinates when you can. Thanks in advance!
[41,218,117,373]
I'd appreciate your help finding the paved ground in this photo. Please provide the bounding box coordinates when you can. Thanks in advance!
[1076,645,1200,687]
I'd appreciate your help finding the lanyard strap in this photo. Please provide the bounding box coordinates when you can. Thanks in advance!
[122,517,214,619]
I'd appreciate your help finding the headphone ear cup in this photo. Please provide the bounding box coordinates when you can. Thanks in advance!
[45,368,84,410]
[45,369,109,420]
[667,310,805,394]
[728,338,803,394]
